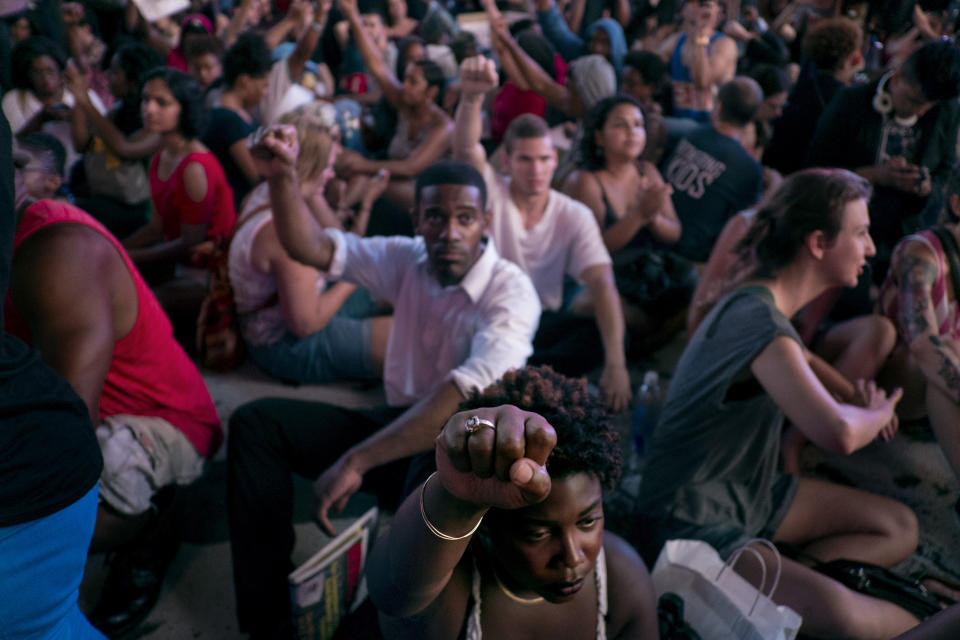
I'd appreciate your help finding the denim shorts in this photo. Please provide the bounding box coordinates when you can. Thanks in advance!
[247,314,374,385]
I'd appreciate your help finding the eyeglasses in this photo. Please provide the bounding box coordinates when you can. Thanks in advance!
[29,67,60,79]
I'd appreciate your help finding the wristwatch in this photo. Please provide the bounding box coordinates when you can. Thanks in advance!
[695,35,710,46]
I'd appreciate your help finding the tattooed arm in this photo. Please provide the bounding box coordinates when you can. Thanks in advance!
[896,240,960,403]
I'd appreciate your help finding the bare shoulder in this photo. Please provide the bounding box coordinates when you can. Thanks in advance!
[603,531,652,585]
[430,106,453,127]
[183,160,210,203]
[715,34,739,54]
[250,217,281,272]
[563,169,600,197]
[12,222,126,310]
[893,235,941,284]
[897,235,940,265]
[16,222,119,276]
[603,531,659,639]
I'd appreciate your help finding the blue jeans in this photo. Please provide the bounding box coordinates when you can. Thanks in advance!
[248,315,374,385]
[0,484,105,639]
[248,287,380,384]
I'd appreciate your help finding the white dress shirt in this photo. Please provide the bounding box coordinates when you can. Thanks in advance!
[2,88,106,172]
[325,230,541,406]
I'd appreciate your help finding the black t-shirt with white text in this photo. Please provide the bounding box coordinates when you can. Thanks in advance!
[665,126,762,262]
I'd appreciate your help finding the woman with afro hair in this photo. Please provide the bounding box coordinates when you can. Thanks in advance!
[367,365,658,639]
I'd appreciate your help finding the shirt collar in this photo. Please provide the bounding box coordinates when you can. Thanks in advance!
[457,236,498,303]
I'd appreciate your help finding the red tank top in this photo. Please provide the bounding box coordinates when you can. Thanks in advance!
[149,150,237,242]
[5,200,223,457]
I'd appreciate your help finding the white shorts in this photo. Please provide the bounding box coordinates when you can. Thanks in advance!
[96,415,205,516]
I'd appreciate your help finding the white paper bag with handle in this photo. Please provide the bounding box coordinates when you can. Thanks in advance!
[652,538,802,640]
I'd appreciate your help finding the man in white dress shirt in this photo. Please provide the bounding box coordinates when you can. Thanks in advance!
[226,126,541,638]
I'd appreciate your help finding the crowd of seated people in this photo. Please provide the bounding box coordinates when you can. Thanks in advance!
[7,0,960,637]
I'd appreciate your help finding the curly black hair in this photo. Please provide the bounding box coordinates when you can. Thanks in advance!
[902,40,960,103]
[223,32,272,88]
[184,34,224,65]
[578,94,645,171]
[112,43,163,99]
[457,366,622,490]
[10,36,65,92]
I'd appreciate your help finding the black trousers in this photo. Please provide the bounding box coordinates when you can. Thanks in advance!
[226,398,405,636]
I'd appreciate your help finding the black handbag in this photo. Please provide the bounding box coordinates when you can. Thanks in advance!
[613,246,698,314]
[812,559,950,621]
[658,593,702,640]
[776,542,952,621]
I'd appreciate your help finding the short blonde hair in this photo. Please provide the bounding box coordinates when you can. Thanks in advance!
[277,103,340,184]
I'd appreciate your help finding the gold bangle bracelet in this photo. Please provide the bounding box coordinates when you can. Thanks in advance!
[419,472,484,541]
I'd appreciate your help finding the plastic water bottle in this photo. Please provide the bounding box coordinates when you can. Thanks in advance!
[632,371,662,457]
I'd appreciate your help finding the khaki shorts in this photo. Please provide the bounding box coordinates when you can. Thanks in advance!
[96,415,205,516]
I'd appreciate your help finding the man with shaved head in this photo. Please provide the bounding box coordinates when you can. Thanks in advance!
[664,76,764,264]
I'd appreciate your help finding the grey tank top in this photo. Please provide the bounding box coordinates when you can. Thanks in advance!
[637,286,802,538]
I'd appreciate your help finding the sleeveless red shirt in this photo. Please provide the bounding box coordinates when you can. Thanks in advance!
[5,200,223,457]
[149,151,237,241]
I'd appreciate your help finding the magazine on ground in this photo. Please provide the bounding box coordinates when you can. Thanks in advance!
[288,505,379,640]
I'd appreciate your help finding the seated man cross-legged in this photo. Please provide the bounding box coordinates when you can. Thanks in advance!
[454,55,632,412]
[227,126,541,638]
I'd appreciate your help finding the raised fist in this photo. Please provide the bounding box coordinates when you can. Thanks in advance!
[459,55,499,99]
[337,0,358,19]
[248,125,299,178]
[435,405,557,511]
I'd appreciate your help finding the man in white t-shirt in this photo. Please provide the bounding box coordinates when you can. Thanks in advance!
[453,55,631,412]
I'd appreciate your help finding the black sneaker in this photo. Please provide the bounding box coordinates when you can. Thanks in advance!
[89,490,181,638]
[89,550,171,638]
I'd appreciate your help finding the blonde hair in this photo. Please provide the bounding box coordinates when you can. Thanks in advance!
[277,103,340,184]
